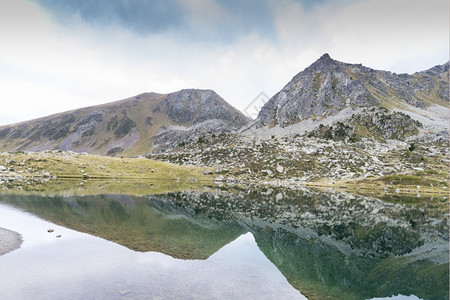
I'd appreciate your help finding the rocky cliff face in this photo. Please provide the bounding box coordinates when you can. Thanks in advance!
[159,89,248,128]
[254,54,449,128]
[0,89,249,156]
[151,119,233,153]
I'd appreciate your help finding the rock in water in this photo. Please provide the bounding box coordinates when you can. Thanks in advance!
[0,228,22,256]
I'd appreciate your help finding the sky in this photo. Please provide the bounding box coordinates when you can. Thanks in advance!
[0,0,448,125]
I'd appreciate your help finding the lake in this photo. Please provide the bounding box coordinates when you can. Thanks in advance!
[0,184,448,300]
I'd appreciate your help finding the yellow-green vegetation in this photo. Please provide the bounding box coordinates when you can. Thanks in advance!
[0,90,249,157]
[354,172,448,193]
[413,74,450,108]
[307,171,449,210]
[366,85,411,111]
[1,150,448,211]
[1,178,211,196]
[353,124,371,139]
[0,93,171,156]
[369,72,449,111]
[0,151,212,180]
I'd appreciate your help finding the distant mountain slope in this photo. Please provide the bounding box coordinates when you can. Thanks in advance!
[253,54,449,128]
[0,89,250,155]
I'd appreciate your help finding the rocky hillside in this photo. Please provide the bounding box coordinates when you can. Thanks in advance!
[149,129,449,189]
[0,89,249,156]
[306,107,422,142]
[252,54,449,128]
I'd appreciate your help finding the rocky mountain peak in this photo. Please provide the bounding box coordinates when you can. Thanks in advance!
[319,53,331,59]
[253,55,448,128]
[314,53,334,65]
[303,53,339,73]
[314,53,334,64]
[255,54,377,127]
[161,89,250,129]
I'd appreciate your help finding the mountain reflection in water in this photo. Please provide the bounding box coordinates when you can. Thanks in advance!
[0,186,448,300]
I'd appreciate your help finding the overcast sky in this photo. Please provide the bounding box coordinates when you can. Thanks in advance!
[0,0,448,125]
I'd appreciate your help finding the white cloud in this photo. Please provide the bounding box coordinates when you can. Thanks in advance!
[0,0,448,126]
[327,0,449,72]
[0,0,198,124]
[271,0,449,73]
[0,0,284,125]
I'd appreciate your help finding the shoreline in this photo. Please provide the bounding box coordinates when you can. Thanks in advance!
[0,227,22,256]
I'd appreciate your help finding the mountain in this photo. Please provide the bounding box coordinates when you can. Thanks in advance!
[252,54,449,129]
[146,56,448,182]
[0,56,447,157]
[0,89,250,155]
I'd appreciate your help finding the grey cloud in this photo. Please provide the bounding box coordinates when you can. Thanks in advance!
[31,0,332,42]
[33,0,187,34]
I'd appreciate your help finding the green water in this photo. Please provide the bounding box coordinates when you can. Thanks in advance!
[0,186,448,300]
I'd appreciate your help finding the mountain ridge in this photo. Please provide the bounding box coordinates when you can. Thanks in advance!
[252,54,448,129]
[0,89,250,155]
[0,55,448,156]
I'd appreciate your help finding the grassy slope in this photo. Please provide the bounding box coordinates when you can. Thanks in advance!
[0,93,175,156]
[0,151,213,181]
[0,151,218,196]
[368,72,449,111]
[1,151,447,211]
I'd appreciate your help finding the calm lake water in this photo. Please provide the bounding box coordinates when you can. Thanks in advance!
[0,186,448,300]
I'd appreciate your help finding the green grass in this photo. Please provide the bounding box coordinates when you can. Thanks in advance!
[377,174,446,187]
[0,152,214,182]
